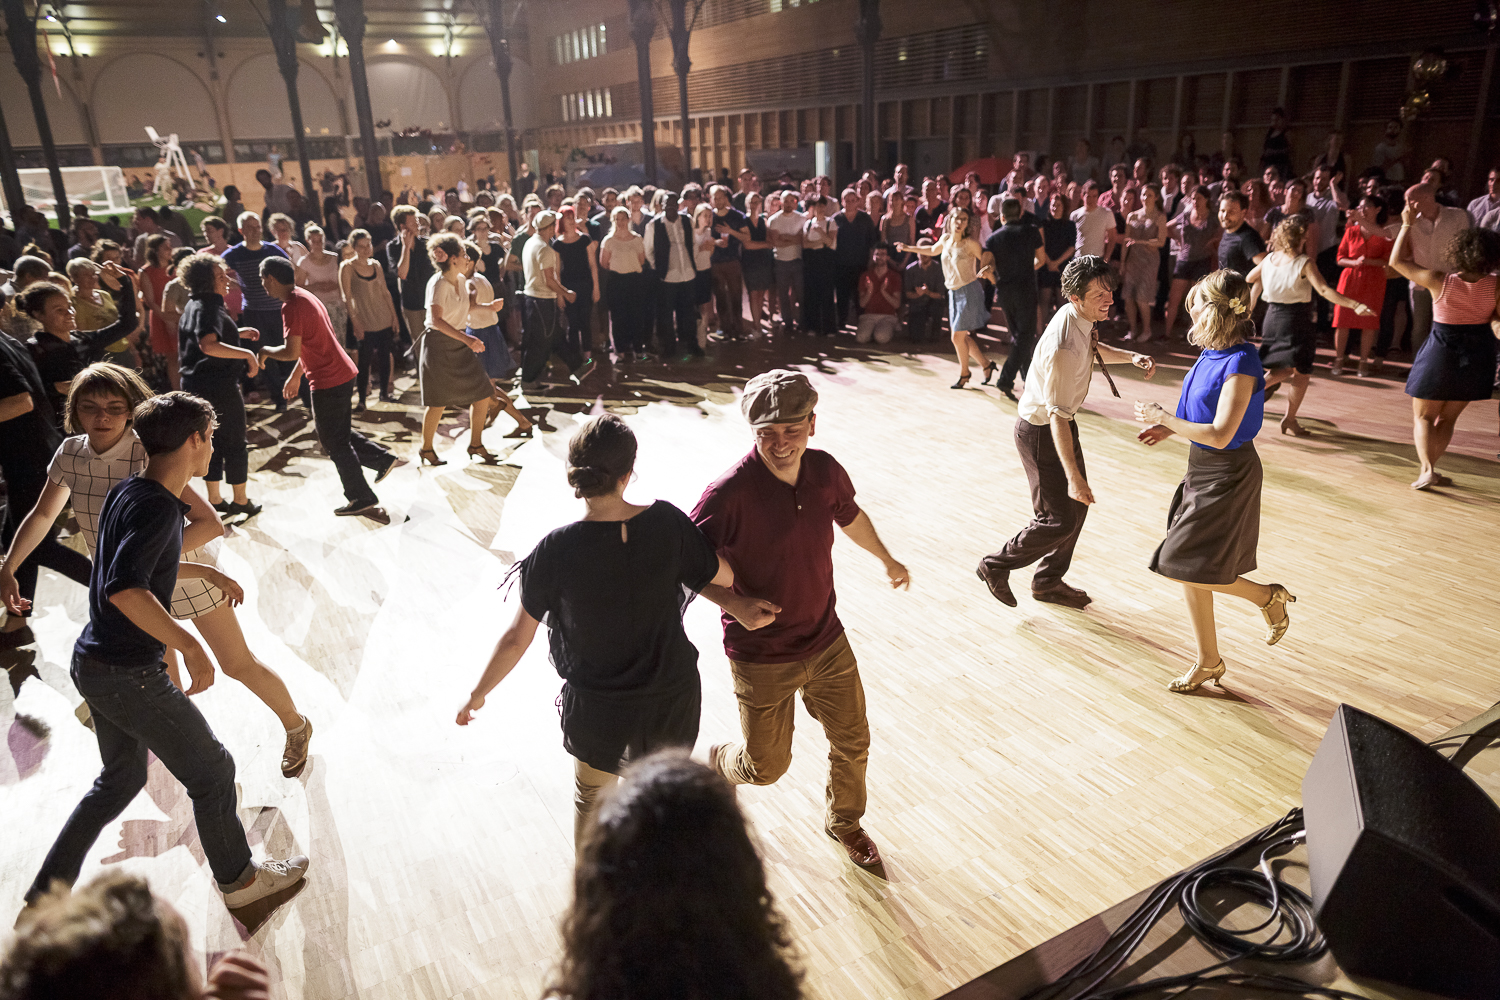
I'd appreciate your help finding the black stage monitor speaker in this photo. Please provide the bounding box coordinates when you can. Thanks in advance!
[1303,704,1500,999]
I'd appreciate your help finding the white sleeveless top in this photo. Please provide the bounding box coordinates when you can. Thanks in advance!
[1262,252,1311,304]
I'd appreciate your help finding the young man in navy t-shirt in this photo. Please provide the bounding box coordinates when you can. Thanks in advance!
[25,392,309,910]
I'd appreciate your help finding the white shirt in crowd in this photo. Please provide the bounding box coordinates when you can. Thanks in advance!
[600,231,646,274]
[767,209,806,261]
[1070,205,1115,258]
[1406,204,1471,271]
[1017,302,1096,427]
[644,214,696,283]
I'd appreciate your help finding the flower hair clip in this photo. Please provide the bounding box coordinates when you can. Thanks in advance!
[1229,297,1248,315]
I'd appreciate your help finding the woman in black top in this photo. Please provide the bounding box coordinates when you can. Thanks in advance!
[176,253,264,520]
[1038,194,1077,324]
[553,206,598,360]
[457,414,774,854]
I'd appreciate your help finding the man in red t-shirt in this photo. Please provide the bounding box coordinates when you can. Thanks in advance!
[854,244,903,344]
[258,257,400,518]
[692,370,910,873]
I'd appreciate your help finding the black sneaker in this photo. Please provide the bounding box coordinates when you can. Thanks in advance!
[334,501,379,517]
[224,501,262,521]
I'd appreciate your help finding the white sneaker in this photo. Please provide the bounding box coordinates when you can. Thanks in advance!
[220,855,309,908]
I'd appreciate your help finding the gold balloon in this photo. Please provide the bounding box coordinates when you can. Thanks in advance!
[1412,51,1448,85]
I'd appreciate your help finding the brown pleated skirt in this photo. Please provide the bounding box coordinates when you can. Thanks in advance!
[1150,442,1261,585]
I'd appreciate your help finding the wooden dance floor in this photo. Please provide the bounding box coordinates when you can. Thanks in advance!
[3,330,1498,999]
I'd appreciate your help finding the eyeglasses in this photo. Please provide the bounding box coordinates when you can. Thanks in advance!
[77,402,131,417]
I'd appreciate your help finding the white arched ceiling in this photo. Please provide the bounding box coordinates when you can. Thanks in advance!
[366,59,451,132]
[0,59,88,146]
[458,58,536,132]
[91,53,218,143]
[227,53,345,140]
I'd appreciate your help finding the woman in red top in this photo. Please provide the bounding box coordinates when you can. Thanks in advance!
[1331,195,1394,377]
[137,234,178,389]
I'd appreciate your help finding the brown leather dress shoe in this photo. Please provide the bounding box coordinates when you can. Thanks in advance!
[1032,581,1092,608]
[826,826,883,870]
[976,563,1017,607]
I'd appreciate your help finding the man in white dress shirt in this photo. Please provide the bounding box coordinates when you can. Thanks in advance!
[1401,183,1472,352]
[976,256,1155,609]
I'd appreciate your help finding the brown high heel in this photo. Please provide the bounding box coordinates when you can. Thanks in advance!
[1259,584,1295,645]
[418,448,447,466]
[467,444,499,463]
[503,420,534,439]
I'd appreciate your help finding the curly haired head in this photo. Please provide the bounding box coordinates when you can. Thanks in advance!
[547,750,802,1000]
[1269,216,1308,255]
[1448,227,1500,276]
[1186,270,1254,350]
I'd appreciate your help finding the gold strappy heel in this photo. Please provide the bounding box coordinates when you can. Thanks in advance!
[1259,584,1295,645]
[1168,661,1226,693]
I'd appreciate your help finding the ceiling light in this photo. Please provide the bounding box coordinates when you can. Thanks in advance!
[386,38,398,47]
[216,13,226,22]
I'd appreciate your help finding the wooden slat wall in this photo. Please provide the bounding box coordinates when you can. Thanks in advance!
[533,11,1493,187]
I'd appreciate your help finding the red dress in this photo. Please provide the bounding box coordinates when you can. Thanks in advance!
[1332,226,1391,330]
[142,263,173,353]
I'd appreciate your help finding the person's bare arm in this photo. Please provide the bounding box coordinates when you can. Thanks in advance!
[1095,342,1158,379]
[0,391,33,423]
[339,261,362,338]
[259,333,301,362]
[1304,259,1372,315]
[1135,373,1257,449]
[858,278,874,309]
[180,483,227,552]
[544,264,572,302]
[587,241,600,302]
[109,589,217,694]
[458,603,541,724]
[839,510,911,589]
[1388,212,1444,297]
[0,478,71,614]
[395,232,412,280]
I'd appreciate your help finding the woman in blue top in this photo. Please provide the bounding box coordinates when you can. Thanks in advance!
[1133,270,1295,694]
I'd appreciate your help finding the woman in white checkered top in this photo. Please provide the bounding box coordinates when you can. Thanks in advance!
[0,364,314,778]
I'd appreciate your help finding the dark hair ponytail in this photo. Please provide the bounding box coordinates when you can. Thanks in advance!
[566,414,637,498]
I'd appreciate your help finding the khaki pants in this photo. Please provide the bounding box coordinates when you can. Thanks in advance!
[573,758,618,856]
[713,632,869,836]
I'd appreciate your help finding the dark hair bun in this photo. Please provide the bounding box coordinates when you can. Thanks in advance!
[567,465,611,498]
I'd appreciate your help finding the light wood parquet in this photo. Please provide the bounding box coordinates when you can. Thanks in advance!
[2,327,1498,1000]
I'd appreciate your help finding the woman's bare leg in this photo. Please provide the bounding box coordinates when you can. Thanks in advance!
[191,605,302,729]
[421,406,443,452]
[1281,371,1311,433]
[467,399,489,448]
[1135,299,1154,343]
[1164,279,1190,336]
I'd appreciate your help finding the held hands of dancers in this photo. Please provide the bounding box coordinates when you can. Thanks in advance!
[1131,353,1157,378]
[1134,400,1175,445]
[725,593,781,631]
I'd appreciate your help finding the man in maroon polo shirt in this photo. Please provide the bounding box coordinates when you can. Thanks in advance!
[257,256,401,518]
[692,370,909,872]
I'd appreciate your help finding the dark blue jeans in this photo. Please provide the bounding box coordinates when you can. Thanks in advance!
[27,654,254,903]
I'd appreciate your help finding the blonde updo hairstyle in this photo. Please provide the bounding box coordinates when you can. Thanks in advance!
[1186,269,1254,350]
[1268,216,1308,256]
[566,413,637,498]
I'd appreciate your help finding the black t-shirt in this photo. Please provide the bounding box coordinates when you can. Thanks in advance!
[0,332,62,475]
[76,476,188,668]
[179,292,245,381]
[518,501,718,770]
[387,235,433,311]
[984,222,1044,287]
[742,217,772,269]
[1218,224,1267,276]
[710,207,748,264]
[913,201,948,239]
[552,234,593,287]
[832,210,877,268]
[1040,217,1077,259]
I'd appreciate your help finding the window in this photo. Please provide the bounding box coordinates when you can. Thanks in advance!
[552,23,607,65]
[559,87,614,123]
[770,0,823,11]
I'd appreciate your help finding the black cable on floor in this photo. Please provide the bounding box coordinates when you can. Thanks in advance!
[1019,808,1362,1000]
